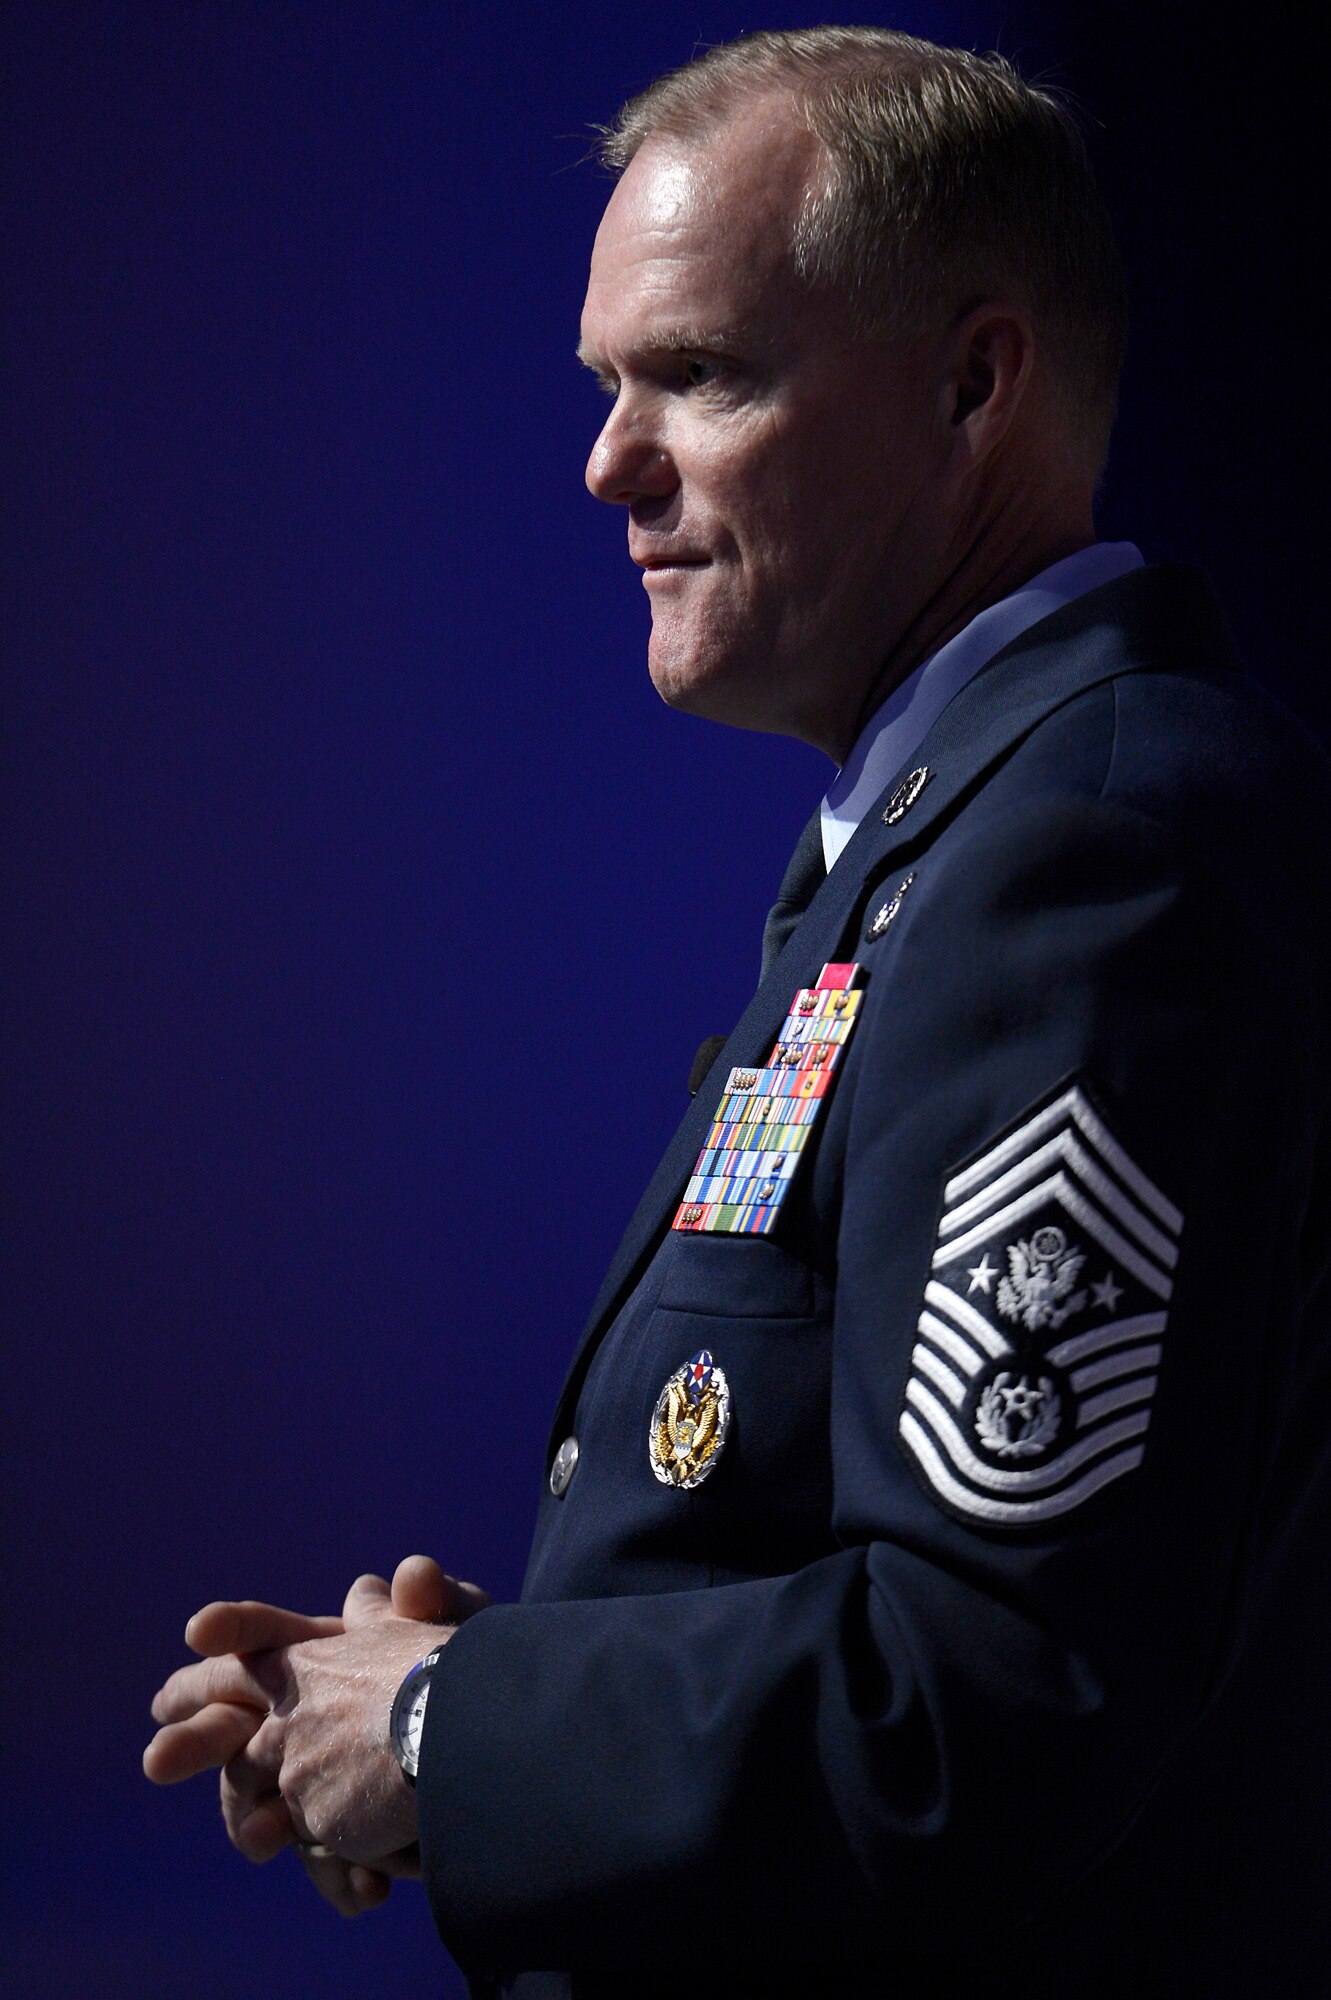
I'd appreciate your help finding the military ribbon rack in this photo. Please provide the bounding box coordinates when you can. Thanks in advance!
[672,962,865,1237]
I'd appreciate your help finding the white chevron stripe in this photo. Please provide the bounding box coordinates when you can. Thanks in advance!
[900,1412,1146,1524]
[1077,1377,1158,1428]
[905,1378,1150,1492]
[1070,1343,1162,1394]
[911,1342,968,1408]
[932,1170,1173,1300]
[943,1084,1182,1235]
[922,1280,1013,1358]
[916,1310,986,1377]
[1048,1312,1168,1368]
[938,1127,1178,1269]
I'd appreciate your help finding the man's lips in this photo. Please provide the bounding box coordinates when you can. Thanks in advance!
[630,549,711,571]
[632,556,712,584]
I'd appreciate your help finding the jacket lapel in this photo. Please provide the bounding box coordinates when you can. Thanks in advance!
[546,565,1238,1442]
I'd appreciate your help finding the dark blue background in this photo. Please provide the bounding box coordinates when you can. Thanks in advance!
[1,5,1318,1994]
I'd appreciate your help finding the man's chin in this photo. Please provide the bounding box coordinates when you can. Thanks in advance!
[648,646,739,722]
[647,649,790,737]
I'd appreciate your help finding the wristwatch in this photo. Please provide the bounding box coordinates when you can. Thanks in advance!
[388,1646,445,1786]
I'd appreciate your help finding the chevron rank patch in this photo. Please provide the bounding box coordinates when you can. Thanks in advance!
[898,1080,1183,1528]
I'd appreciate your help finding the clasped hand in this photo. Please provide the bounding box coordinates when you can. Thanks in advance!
[144,1554,490,1917]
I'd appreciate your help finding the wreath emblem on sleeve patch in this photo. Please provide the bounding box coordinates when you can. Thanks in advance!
[897,1080,1183,1528]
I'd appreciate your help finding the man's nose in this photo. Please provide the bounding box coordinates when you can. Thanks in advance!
[585,401,676,506]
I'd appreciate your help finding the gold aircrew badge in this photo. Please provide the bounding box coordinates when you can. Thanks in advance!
[649,1349,731,1489]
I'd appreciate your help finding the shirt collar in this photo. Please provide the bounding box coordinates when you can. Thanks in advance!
[820,541,1145,871]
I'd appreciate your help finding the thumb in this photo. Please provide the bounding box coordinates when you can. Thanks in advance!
[342,1573,392,1626]
[391,1554,492,1625]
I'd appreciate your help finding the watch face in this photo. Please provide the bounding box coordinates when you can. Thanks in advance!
[400,1679,431,1763]
[390,1656,436,1780]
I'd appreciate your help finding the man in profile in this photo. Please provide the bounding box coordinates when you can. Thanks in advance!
[145,27,1331,1993]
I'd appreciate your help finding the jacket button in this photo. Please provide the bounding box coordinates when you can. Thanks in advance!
[549,1436,579,1498]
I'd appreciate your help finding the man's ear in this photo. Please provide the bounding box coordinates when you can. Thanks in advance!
[945,302,1035,464]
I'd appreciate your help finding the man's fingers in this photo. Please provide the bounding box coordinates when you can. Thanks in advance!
[297,1844,391,1917]
[341,1572,391,1625]
[390,1555,447,1621]
[227,1792,294,1864]
[143,1701,263,1785]
[391,1554,492,1625]
[447,1577,493,1621]
[185,1600,344,1656]
[335,1557,492,1630]
[220,1719,291,1861]
[348,1864,393,1908]
[151,1651,279,1724]
[219,1712,284,1806]
[374,1840,422,1881]
[299,1844,361,1918]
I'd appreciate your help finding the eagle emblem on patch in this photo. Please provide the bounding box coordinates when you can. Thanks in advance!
[897,1080,1183,1528]
[996,1226,1086,1330]
[649,1349,732,1489]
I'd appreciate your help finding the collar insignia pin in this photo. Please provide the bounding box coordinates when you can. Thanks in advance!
[883,765,931,826]
[868,871,916,938]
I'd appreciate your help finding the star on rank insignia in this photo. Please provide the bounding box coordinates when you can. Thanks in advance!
[897,1078,1184,1529]
[649,1349,732,1489]
[672,963,865,1236]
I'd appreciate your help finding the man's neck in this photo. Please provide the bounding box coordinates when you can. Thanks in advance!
[832,510,1098,764]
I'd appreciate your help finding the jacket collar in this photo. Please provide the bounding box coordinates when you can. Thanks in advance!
[546,564,1238,1443]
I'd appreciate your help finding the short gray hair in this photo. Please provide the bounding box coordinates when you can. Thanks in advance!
[600,27,1128,468]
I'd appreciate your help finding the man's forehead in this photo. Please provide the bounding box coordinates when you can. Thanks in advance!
[621,102,820,251]
[580,104,822,359]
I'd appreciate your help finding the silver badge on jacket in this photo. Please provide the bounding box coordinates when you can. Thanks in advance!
[649,1349,731,1489]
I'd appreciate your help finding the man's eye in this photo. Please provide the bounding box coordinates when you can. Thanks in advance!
[683,357,719,388]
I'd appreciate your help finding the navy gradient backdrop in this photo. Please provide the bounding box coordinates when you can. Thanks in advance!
[1,5,1319,1995]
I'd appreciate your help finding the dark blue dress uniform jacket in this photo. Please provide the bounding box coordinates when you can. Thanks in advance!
[418,566,1331,1995]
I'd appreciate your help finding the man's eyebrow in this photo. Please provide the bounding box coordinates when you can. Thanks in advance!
[639,326,742,356]
[575,327,743,372]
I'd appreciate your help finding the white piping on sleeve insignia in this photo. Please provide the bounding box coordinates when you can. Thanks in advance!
[1076,1376,1158,1428]
[1047,1311,1167,1368]
[904,1379,1151,1494]
[942,1084,1182,1234]
[921,1281,1013,1357]
[938,1126,1179,1270]
[911,1342,969,1407]
[935,1169,1174,1300]
[916,1311,990,1381]
[900,1082,1183,1529]
[900,1414,1147,1526]
[1069,1343,1163,1393]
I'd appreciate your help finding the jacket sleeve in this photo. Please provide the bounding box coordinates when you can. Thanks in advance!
[415,780,1325,1974]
